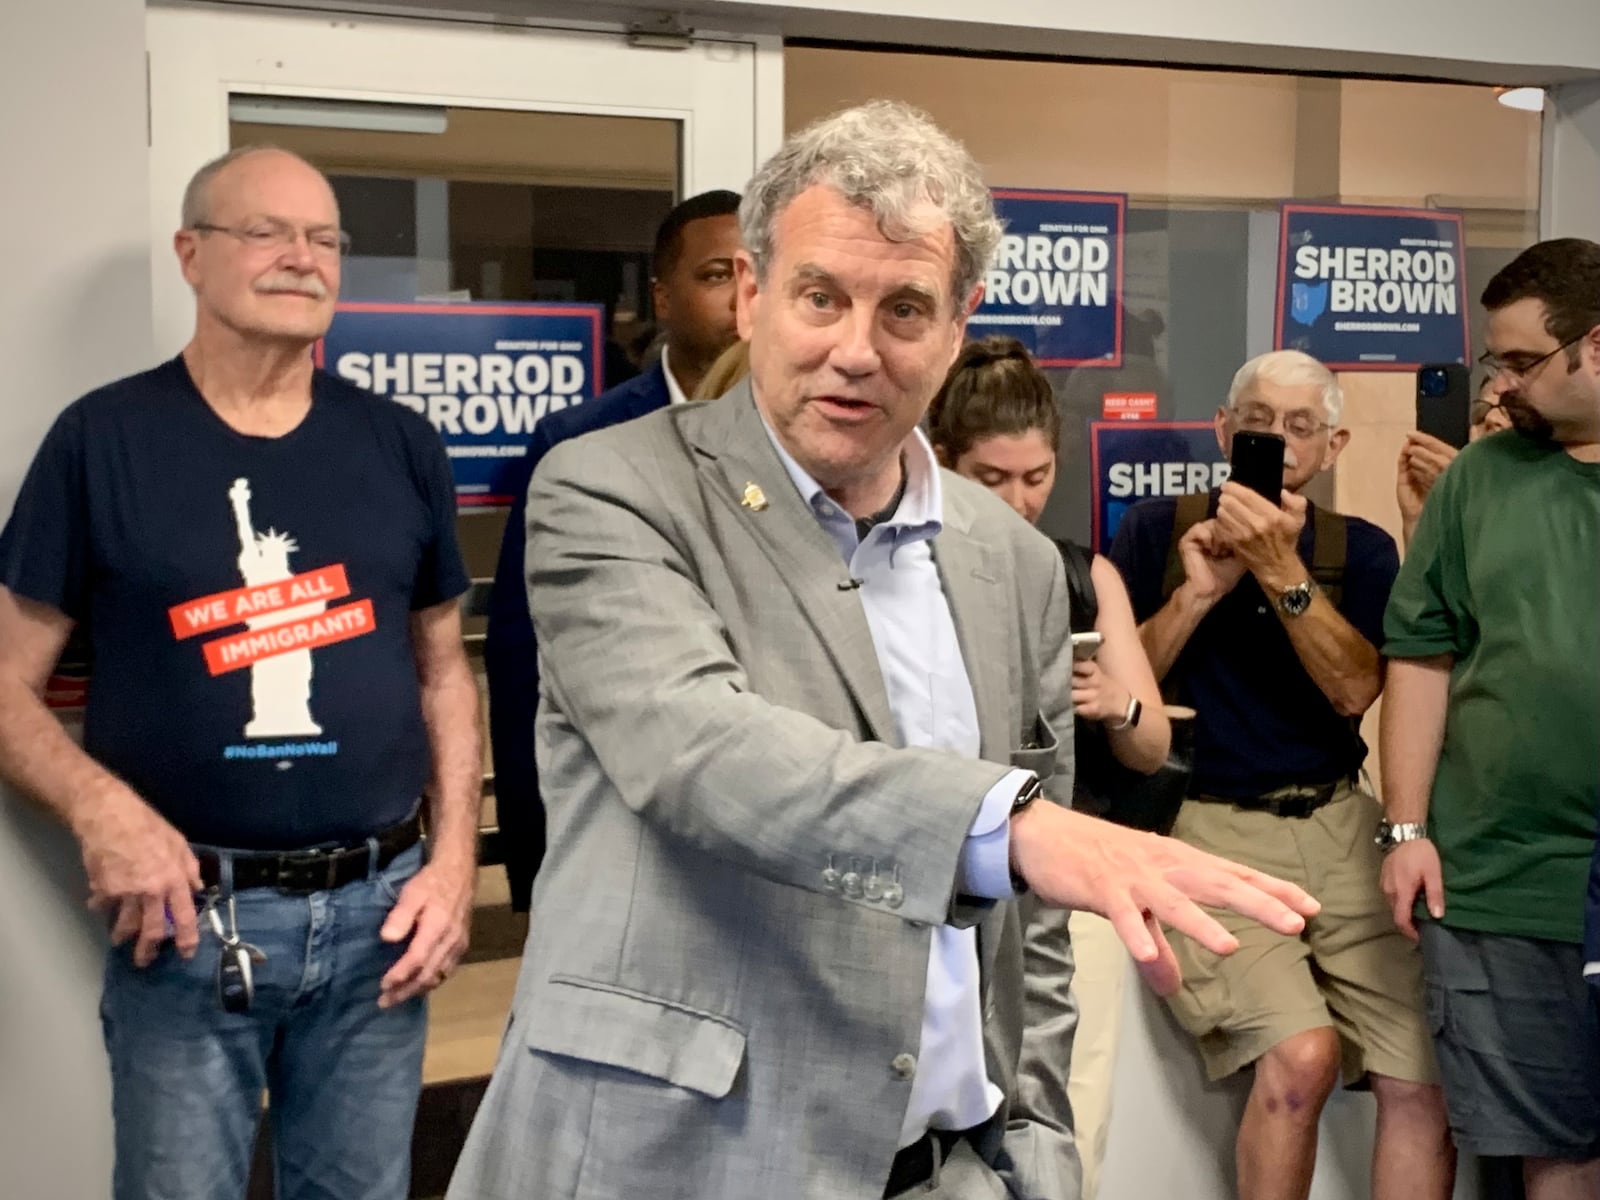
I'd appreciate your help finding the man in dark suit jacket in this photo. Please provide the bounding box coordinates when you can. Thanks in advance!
[486,188,742,908]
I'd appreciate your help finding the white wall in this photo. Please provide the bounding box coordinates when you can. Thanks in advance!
[1543,80,1600,242]
[0,0,152,1194]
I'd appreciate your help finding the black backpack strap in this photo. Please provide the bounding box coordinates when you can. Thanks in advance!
[1160,491,1213,603]
[1052,538,1099,631]
[1308,504,1364,761]
[1310,504,1347,610]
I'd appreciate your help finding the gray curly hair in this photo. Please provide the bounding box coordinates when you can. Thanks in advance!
[739,100,1002,310]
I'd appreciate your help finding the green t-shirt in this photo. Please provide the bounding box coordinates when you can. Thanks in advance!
[1384,432,1600,944]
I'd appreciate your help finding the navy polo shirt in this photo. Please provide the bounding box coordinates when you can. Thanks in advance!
[1107,491,1398,799]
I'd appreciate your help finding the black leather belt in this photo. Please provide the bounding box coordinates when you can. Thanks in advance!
[1200,778,1350,819]
[196,812,423,894]
[884,1129,967,1198]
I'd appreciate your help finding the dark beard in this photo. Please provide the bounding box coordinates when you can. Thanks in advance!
[1501,393,1556,441]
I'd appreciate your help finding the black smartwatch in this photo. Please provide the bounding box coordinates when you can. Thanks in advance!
[1010,772,1044,818]
[1108,695,1142,731]
[1008,774,1043,893]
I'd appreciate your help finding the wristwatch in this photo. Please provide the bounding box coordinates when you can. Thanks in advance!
[1276,580,1316,618]
[1375,820,1430,853]
[1009,774,1044,894]
[1107,695,1143,731]
[1010,773,1044,818]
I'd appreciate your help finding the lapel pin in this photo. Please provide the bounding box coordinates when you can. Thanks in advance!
[740,482,769,512]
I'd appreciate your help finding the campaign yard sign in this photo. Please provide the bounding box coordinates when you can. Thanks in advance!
[972,189,1126,367]
[1275,204,1469,371]
[1090,421,1228,554]
[318,301,603,506]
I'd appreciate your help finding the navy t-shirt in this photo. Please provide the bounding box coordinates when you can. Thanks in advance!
[0,357,469,849]
[1107,491,1398,798]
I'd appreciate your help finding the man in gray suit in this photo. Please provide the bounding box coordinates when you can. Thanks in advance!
[449,100,1317,1200]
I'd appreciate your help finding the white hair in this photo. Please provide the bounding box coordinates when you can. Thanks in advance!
[1227,349,1344,426]
[739,100,1002,307]
[180,144,329,228]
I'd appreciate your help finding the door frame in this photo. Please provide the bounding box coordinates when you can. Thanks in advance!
[146,3,779,353]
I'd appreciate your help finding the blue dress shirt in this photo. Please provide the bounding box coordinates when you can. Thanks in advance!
[763,418,1028,1147]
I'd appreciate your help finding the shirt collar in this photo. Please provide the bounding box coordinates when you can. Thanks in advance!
[758,406,944,542]
[661,347,691,406]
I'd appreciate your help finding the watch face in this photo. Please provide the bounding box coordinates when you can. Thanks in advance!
[1279,585,1313,616]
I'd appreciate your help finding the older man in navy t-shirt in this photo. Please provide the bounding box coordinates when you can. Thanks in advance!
[0,147,479,1200]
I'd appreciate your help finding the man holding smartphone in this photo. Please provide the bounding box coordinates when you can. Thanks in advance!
[1382,238,1600,1200]
[1108,349,1453,1200]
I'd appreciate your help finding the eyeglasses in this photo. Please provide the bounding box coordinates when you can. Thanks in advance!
[1477,332,1584,380]
[1469,397,1503,426]
[1230,402,1331,441]
[191,218,351,258]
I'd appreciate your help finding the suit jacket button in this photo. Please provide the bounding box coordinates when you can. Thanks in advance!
[890,1053,917,1080]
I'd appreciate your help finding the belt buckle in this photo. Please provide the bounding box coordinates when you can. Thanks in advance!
[1264,783,1332,819]
[275,847,339,893]
[1271,794,1312,819]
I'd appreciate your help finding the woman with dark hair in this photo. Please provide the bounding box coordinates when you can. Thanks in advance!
[928,336,1169,771]
[928,335,1171,1200]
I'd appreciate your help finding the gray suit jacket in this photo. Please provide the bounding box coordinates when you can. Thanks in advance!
[449,382,1081,1200]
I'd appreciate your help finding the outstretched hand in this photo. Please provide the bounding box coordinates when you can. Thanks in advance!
[1009,801,1319,995]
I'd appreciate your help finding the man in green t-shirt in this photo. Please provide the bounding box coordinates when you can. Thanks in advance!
[1381,237,1600,1200]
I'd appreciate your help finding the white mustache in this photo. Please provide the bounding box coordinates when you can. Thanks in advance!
[1282,450,1300,471]
[254,272,327,299]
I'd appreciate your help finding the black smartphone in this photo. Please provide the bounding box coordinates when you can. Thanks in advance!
[1416,363,1472,448]
[1229,430,1286,503]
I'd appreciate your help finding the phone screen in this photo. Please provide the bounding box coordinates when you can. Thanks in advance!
[1229,431,1286,503]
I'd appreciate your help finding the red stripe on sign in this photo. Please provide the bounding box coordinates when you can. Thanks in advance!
[200,599,376,675]
[1102,392,1157,420]
[169,565,351,639]
[44,675,89,710]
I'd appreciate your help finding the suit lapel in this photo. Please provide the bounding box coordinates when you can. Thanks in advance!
[686,384,899,744]
[931,486,1014,765]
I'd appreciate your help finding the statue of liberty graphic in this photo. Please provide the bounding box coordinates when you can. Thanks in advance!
[229,478,326,738]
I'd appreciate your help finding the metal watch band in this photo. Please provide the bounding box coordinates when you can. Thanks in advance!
[1375,820,1429,851]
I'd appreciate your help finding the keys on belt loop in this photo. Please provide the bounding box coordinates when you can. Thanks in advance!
[203,890,267,1014]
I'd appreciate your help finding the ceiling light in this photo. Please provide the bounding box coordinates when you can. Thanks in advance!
[1494,87,1546,113]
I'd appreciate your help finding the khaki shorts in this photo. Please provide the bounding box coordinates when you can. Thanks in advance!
[1163,781,1438,1086]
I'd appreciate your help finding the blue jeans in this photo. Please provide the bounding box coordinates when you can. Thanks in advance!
[100,841,428,1200]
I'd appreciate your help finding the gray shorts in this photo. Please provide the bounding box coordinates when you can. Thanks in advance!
[1419,922,1600,1160]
